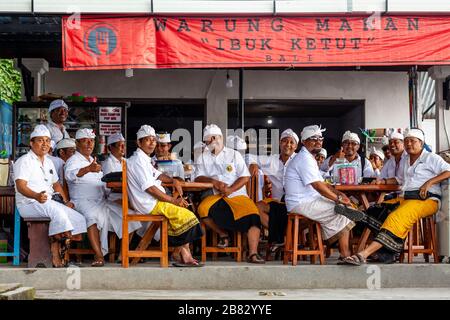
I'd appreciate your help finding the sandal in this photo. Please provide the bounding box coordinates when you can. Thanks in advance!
[342,253,366,266]
[91,257,105,267]
[247,253,265,264]
[334,204,366,222]
[337,256,347,265]
[217,235,230,249]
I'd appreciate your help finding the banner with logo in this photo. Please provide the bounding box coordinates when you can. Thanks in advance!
[63,15,450,70]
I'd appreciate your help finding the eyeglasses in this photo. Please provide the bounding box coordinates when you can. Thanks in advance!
[307,136,324,142]
[342,141,359,147]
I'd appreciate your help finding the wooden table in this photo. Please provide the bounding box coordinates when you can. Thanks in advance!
[334,184,401,252]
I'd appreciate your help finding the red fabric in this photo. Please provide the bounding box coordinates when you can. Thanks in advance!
[63,15,450,70]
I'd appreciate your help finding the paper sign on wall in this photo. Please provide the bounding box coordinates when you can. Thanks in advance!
[99,123,122,135]
[99,107,122,122]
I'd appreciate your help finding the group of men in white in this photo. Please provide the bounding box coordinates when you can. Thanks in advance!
[13,98,450,267]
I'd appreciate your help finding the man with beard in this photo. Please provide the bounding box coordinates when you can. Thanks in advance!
[247,129,299,249]
[45,99,71,145]
[284,125,355,263]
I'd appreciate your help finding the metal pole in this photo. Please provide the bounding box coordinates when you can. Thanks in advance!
[239,68,244,130]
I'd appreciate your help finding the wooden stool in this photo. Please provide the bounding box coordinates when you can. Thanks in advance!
[399,215,439,263]
[201,223,242,263]
[283,213,325,265]
[24,217,52,268]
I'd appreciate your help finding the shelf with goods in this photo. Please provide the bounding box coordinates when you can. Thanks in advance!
[13,101,129,160]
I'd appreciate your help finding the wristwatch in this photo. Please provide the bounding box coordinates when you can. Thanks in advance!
[336,195,343,203]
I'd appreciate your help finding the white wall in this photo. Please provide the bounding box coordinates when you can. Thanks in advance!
[45,68,410,131]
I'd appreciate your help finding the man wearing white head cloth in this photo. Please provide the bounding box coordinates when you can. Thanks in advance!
[102,133,126,176]
[45,99,70,145]
[246,128,299,248]
[377,131,407,182]
[65,128,141,266]
[14,125,87,267]
[315,148,330,179]
[338,128,450,265]
[127,125,203,266]
[196,124,264,263]
[321,130,375,180]
[284,125,355,262]
[368,147,385,178]
[152,132,185,180]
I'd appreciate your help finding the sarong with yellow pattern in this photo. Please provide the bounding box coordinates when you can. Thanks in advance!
[374,198,439,253]
[198,195,261,232]
[150,201,203,246]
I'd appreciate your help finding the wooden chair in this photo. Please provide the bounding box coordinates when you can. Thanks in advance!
[199,173,260,263]
[399,215,439,263]
[121,161,169,268]
[67,233,118,263]
[283,213,325,265]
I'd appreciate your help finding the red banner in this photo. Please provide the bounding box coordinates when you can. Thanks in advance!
[63,15,450,70]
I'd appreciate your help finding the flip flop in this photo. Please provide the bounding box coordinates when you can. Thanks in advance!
[334,204,365,222]
[342,253,366,266]
[172,262,204,268]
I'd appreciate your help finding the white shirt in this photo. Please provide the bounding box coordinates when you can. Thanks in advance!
[195,146,250,198]
[48,155,65,186]
[65,151,106,201]
[247,153,296,201]
[321,155,375,180]
[285,147,325,211]
[396,150,450,197]
[381,151,407,180]
[127,148,165,214]
[102,154,123,175]
[14,150,59,207]
[45,120,70,144]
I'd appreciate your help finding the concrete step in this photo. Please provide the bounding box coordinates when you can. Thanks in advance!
[1,263,450,290]
[0,283,35,300]
[35,288,450,300]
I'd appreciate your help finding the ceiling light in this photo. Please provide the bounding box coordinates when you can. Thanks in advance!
[226,71,233,88]
[125,68,134,78]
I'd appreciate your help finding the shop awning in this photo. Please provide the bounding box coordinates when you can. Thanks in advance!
[63,15,450,70]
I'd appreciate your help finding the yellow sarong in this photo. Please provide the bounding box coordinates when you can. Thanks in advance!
[197,195,259,220]
[381,198,439,239]
[150,201,200,237]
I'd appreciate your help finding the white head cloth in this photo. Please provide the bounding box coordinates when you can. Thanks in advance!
[342,131,360,144]
[137,125,156,140]
[156,133,171,143]
[56,138,76,150]
[107,133,125,146]
[404,128,425,142]
[203,124,223,141]
[318,148,327,158]
[226,135,247,151]
[389,131,404,141]
[280,129,299,144]
[30,125,51,139]
[75,128,96,140]
[301,125,326,141]
[370,147,385,161]
[48,99,68,113]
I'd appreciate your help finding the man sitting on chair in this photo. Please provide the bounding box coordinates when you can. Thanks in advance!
[247,129,299,251]
[14,125,87,267]
[195,124,264,264]
[65,129,141,267]
[127,125,203,267]
[337,128,450,265]
[284,125,355,264]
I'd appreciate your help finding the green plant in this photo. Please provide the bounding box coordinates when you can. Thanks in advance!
[0,59,21,105]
